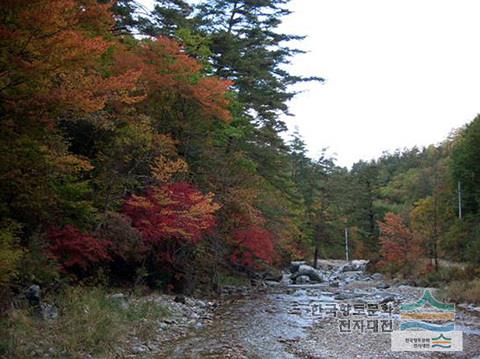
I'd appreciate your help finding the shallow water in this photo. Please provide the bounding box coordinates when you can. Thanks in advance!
[156,280,480,358]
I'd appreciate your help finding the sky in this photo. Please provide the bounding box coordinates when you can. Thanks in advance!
[141,0,480,168]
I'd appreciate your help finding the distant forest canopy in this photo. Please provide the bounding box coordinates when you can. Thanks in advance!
[1,0,479,296]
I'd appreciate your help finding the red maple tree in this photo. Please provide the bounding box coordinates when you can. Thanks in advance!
[123,182,220,249]
[48,225,111,273]
[231,226,276,269]
[378,212,423,275]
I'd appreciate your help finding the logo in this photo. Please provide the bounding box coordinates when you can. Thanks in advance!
[391,289,463,351]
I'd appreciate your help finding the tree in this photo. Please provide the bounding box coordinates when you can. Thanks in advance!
[349,161,382,258]
[378,212,423,276]
[451,115,480,215]
[231,226,275,269]
[196,0,322,126]
[122,182,220,289]
[148,0,195,37]
[48,225,111,275]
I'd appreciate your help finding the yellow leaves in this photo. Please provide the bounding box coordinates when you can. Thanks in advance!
[53,153,94,175]
[189,192,221,219]
[151,155,188,183]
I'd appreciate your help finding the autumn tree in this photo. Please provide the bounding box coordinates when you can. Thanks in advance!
[378,212,423,277]
[122,182,220,290]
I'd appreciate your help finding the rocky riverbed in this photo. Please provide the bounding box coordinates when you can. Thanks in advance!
[124,260,480,358]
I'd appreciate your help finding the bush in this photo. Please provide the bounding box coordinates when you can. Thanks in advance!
[48,225,111,276]
[441,279,480,304]
[418,266,469,287]
[0,221,23,287]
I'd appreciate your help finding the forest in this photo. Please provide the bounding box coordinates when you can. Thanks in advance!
[1,0,480,356]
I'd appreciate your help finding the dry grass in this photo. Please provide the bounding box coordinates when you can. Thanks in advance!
[0,287,168,358]
[440,279,480,304]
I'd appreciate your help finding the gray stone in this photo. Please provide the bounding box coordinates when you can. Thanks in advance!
[264,269,283,282]
[25,285,41,305]
[110,293,129,309]
[376,282,390,289]
[132,344,149,354]
[295,275,311,284]
[334,292,357,300]
[329,280,340,287]
[371,273,384,281]
[378,295,396,304]
[290,261,307,273]
[340,260,369,272]
[40,303,58,320]
[291,264,325,282]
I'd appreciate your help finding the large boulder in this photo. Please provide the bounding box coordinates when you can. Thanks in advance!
[290,261,307,273]
[291,264,325,283]
[339,260,369,272]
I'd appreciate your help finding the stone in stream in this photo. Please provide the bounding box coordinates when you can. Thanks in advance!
[371,273,384,281]
[290,261,307,273]
[329,280,340,287]
[339,260,369,273]
[376,282,390,289]
[334,292,364,300]
[295,275,311,284]
[290,264,325,283]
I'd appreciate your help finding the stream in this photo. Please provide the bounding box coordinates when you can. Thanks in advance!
[153,261,480,359]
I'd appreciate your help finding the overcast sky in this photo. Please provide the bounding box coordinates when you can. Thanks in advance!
[141,0,480,167]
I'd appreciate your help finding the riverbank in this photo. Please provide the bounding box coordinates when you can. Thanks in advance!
[3,260,480,358]
[151,260,480,358]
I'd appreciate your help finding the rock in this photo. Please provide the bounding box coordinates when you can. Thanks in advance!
[110,293,129,309]
[314,262,334,271]
[378,294,396,304]
[280,273,292,285]
[196,300,207,308]
[295,275,311,284]
[291,264,324,283]
[376,282,390,289]
[371,273,384,281]
[290,261,307,273]
[40,303,58,320]
[147,343,159,351]
[174,295,186,304]
[339,260,369,273]
[329,280,340,288]
[25,285,41,306]
[263,269,283,282]
[334,292,362,300]
[132,344,149,354]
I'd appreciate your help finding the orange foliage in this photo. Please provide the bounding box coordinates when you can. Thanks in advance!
[151,155,188,183]
[112,37,233,121]
[0,0,141,115]
[378,212,423,275]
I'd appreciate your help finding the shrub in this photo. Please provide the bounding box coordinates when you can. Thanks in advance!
[47,225,111,276]
[231,226,275,270]
[0,221,23,287]
[418,266,469,287]
[441,279,480,304]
